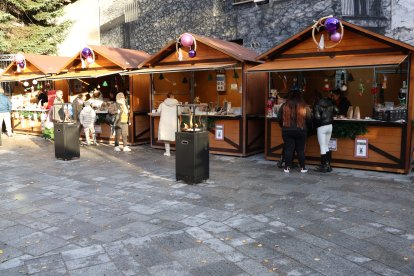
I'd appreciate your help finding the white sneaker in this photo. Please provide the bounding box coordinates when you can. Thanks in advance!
[163,152,170,156]
[123,146,131,152]
[114,146,121,152]
[284,167,290,173]
[300,168,308,173]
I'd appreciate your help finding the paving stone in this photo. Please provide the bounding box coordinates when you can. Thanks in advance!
[190,260,245,276]
[67,261,120,276]
[24,254,66,274]
[6,231,68,256]
[173,246,225,269]
[0,224,35,242]
[235,259,276,276]
[146,261,191,276]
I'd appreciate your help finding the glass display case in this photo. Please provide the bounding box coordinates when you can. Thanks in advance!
[177,104,208,132]
[52,103,75,123]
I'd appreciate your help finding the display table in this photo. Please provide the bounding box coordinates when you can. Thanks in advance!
[11,108,48,136]
[266,117,408,173]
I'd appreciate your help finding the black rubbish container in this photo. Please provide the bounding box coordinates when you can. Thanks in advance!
[175,131,209,184]
[54,122,80,160]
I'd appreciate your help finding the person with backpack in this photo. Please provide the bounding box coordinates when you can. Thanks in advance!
[79,101,97,146]
[114,92,131,152]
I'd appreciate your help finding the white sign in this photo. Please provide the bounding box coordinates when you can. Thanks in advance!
[94,125,102,134]
[215,124,224,140]
[354,138,368,158]
[328,138,337,151]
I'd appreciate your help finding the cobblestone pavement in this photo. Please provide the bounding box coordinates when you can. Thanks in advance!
[0,134,413,276]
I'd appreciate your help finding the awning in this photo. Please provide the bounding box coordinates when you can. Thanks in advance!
[44,70,125,80]
[247,54,408,72]
[123,62,238,75]
[0,74,48,82]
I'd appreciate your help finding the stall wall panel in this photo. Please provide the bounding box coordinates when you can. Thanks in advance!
[208,119,241,153]
[281,30,395,57]
[246,117,264,154]
[134,114,150,144]
[245,68,267,115]
[131,74,151,112]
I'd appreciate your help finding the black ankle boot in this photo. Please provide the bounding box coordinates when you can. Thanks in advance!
[326,151,333,172]
[315,154,328,172]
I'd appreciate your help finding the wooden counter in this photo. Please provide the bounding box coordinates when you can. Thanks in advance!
[266,117,408,173]
[149,113,264,156]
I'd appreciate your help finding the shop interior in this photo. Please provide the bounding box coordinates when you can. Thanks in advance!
[151,67,243,116]
[268,60,409,121]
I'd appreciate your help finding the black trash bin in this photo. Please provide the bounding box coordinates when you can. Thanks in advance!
[176,131,209,184]
[54,122,80,160]
[52,103,80,160]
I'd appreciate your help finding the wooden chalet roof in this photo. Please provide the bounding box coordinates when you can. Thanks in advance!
[59,45,150,72]
[257,20,414,62]
[140,33,259,68]
[0,54,71,81]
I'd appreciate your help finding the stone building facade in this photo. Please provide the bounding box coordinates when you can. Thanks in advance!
[99,0,414,55]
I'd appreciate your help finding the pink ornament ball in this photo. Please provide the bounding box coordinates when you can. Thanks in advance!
[180,33,194,47]
[86,56,94,64]
[188,50,196,58]
[330,31,342,42]
[15,53,25,64]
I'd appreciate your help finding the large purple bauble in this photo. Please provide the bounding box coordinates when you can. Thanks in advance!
[324,17,340,32]
[181,33,194,47]
[188,50,196,58]
[18,61,25,68]
[81,47,92,58]
[330,31,342,42]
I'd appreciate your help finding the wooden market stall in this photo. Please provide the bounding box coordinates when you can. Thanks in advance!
[131,33,267,156]
[46,45,151,144]
[0,54,72,135]
[248,19,414,174]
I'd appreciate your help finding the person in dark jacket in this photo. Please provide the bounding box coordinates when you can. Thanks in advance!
[331,89,351,116]
[277,89,312,173]
[313,94,338,172]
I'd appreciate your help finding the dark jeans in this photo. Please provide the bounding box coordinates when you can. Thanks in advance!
[282,129,307,169]
[115,123,128,147]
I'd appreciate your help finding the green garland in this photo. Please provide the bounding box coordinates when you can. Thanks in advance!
[332,122,368,140]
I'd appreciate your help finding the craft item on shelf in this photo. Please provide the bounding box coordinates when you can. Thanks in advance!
[346,106,354,119]
[323,78,331,92]
[358,80,365,96]
[353,106,360,120]
[382,75,387,89]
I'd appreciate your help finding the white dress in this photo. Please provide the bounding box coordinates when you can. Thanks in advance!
[158,98,179,141]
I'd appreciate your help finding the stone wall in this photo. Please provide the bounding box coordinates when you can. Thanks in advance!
[388,0,414,45]
[99,0,413,55]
